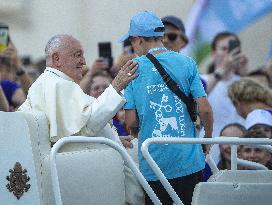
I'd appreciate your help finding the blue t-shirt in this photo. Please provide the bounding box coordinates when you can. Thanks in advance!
[124,51,206,181]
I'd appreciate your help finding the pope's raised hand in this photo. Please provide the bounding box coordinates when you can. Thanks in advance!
[112,60,138,93]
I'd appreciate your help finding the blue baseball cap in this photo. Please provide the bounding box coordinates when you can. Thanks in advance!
[119,11,164,42]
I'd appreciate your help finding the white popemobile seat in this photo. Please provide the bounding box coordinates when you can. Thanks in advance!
[0,111,128,205]
[0,112,42,205]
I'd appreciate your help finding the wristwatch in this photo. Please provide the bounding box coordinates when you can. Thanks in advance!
[16,69,25,76]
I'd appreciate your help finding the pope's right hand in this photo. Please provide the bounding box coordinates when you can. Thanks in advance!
[112,60,138,93]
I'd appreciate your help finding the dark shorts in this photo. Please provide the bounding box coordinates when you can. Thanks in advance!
[145,170,203,205]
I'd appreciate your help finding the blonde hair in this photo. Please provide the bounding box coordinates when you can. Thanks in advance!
[228,78,272,107]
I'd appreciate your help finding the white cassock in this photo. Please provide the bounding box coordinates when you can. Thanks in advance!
[19,67,144,205]
[19,67,124,143]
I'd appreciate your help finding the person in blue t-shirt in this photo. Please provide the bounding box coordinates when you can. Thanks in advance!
[119,11,213,205]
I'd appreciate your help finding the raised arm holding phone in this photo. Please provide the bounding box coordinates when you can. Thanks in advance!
[205,32,248,93]
[0,23,33,95]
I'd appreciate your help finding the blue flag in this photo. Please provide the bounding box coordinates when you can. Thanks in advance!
[186,0,272,63]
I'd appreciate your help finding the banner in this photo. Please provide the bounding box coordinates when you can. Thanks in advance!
[185,0,272,63]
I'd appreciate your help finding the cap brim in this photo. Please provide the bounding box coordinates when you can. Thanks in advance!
[118,33,130,43]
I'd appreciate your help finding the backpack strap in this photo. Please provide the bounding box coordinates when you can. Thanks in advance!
[146,53,197,122]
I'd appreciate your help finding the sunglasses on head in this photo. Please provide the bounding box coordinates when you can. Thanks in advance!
[164,33,181,42]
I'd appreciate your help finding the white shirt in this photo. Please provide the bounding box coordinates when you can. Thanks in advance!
[19,67,125,142]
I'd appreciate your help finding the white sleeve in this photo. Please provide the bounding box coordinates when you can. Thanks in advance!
[83,84,126,136]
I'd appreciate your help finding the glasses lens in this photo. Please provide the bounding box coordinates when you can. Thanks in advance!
[166,33,178,42]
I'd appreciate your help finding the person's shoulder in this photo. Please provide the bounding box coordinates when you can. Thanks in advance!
[133,55,148,63]
[132,55,152,72]
[31,71,74,90]
[164,51,195,63]
[41,71,72,84]
[31,72,55,86]
[178,53,196,63]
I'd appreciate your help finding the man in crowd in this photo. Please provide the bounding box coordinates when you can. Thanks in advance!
[161,15,189,52]
[203,32,248,93]
[120,11,213,205]
[200,32,246,163]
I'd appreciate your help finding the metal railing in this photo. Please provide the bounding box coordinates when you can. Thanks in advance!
[50,136,162,205]
[141,137,272,205]
[237,158,268,170]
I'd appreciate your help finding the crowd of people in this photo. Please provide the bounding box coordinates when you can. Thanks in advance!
[0,10,272,205]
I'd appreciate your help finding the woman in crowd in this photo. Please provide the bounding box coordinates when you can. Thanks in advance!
[228,78,272,138]
[218,123,246,170]
[203,123,246,181]
[0,57,26,110]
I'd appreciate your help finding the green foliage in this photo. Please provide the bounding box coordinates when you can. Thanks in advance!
[194,42,211,65]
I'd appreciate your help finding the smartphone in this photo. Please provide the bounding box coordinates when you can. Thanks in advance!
[0,23,9,52]
[98,42,113,68]
[228,39,240,53]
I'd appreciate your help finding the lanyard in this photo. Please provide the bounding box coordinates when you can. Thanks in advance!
[148,47,167,54]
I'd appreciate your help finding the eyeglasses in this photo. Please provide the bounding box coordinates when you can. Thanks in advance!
[164,33,181,42]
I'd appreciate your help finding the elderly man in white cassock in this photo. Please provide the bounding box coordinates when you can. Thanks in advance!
[19,34,137,143]
[19,34,144,205]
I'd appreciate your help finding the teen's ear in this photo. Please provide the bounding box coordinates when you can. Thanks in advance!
[139,37,144,45]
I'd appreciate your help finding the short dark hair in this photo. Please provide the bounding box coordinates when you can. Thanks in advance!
[220,123,246,136]
[128,36,162,43]
[244,129,270,139]
[142,36,162,42]
[211,31,240,51]
[123,38,132,48]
